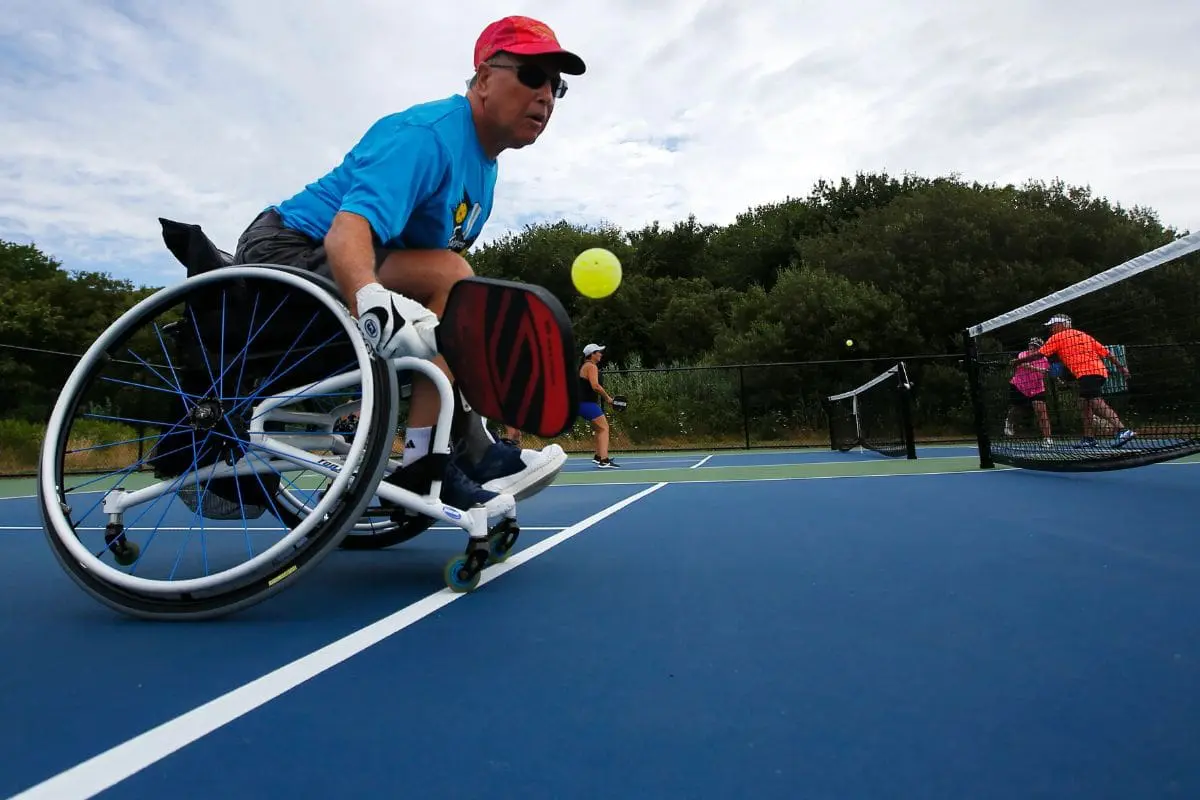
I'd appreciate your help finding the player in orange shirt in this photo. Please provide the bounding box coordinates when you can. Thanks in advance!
[1016,314,1135,448]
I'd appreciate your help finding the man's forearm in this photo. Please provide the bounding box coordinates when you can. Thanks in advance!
[325,211,382,316]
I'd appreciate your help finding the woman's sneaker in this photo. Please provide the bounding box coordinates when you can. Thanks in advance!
[596,457,620,468]
[1112,428,1137,448]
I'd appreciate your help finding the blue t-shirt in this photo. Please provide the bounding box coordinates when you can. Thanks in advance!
[274,94,497,254]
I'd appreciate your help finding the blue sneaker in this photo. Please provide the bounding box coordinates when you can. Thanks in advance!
[458,440,566,501]
[383,455,514,520]
[1112,429,1137,448]
[439,459,514,515]
[457,440,524,483]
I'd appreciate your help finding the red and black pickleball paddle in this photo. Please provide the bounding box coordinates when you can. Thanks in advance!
[438,277,578,439]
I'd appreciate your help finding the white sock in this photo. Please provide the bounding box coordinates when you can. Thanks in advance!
[401,426,432,467]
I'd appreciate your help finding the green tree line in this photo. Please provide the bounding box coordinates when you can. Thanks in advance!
[1,241,156,421]
[469,172,1187,367]
[2,171,1195,461]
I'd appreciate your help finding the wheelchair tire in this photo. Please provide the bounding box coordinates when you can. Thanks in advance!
[272,493,431,550]
[37,266,399,620]
[336,516,434,550]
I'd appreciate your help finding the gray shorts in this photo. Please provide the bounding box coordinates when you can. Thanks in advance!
[232,209,388,280]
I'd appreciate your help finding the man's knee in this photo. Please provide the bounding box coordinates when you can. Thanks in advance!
[407,249,473,280]
[377,249,474,315]
[445,251,475,281]
[379,250,472,293]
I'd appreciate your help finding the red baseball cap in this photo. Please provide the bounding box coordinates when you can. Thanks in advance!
[474,16,586,75]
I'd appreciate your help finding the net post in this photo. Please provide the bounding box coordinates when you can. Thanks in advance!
[962,329,994,469]
[897,362,917,460]
[825,397,837,451]
[739,366,750,449]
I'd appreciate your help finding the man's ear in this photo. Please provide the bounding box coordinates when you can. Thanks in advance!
[471,66,493,97]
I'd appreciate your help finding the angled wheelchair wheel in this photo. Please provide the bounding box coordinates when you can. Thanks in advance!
[337,514,434,550]
[268,385,435,551]
[272,454,434,550]
[37,266,399,620]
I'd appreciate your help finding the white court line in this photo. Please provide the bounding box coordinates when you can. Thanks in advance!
[557,467,1019,488]
[564,457,698,467]
[561,458,1200,487]
[0,489,124,501]
[0,526,566,534]
[3,453,1194,505]
[0,462,1046,504]
[8,481,669,800]
[557,453,985,476]
[557,458,1200,488]
[689,455,714,469]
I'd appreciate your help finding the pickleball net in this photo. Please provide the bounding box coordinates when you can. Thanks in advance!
[963,230,1200,471]
[825,362,917,459]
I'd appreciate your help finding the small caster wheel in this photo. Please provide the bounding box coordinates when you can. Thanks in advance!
[443,547,488,593]
[104,523,139,566]
[112,541,140,567]
[487,522,520,565]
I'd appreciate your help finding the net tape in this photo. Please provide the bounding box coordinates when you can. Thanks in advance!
[967,230,1200,337]
[826,362,914,458]
[827,364,902,404]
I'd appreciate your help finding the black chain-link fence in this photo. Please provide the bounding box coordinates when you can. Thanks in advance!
[532,354,973,454]
[1,342,975,476]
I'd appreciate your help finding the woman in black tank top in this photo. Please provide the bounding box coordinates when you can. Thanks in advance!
[579,344,619,468]
[578,373,598,403]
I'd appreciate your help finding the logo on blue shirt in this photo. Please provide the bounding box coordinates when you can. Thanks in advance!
[449,189,484,252]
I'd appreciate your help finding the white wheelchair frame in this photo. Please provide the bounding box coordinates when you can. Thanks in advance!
[37,265,520,620]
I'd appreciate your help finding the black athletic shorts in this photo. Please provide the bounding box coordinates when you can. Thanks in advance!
[232,209,389,280]
[1076,374,1105,399]
[1008,385,1045,406]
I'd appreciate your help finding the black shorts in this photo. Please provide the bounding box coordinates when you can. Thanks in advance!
[1009,385,1046,406]
[1076,374,1105,399]
[232,209,388,281]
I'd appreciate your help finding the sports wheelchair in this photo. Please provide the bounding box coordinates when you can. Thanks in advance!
[36,219,578,620]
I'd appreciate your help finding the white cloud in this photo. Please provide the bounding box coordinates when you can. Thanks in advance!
[1,0,1198,287]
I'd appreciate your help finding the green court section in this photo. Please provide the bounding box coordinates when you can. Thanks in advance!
[0,456,977,498]
[555,454,993,485]
[7,451,1197,499]
[1,476,38,498]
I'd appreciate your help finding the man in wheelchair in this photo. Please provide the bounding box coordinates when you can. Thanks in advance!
[226,16,583,516]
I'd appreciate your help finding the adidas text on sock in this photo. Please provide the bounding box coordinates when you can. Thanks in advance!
[402,426,433,467]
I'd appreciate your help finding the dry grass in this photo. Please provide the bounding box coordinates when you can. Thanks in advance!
[1,418,145,476]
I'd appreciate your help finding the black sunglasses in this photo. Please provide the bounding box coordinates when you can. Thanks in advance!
[487,62,568,99]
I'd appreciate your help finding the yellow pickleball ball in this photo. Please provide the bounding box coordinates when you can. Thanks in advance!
[572,248,622,299]
[845,339,855,347]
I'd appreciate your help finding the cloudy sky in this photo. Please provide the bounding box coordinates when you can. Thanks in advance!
[2,0,1198,287]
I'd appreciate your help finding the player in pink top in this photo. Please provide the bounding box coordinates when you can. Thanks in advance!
[1005,336,1052,445]
[1014,314,1136,448]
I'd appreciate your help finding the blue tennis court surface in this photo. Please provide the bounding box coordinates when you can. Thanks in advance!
[2,449,1197,799]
